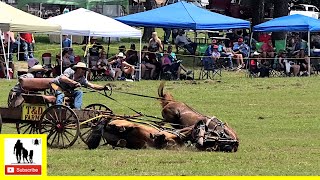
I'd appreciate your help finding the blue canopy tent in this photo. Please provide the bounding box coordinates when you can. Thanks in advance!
[253,14,320,75]
[116,1,250,30]
[116,1,250,78]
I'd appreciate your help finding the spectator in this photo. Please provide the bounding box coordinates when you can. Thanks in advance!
[62,35,71,49]
[233,37,250,59]
[19,33,34,60]
[140,45,156,79]
[167,45,192,76]
[175,29,197,55]
[109,52,135,80]
[97,51,115,78]
[261,39,275,59]
[126,43,138,66]
[258,32,272,44]
[161,50,182,80]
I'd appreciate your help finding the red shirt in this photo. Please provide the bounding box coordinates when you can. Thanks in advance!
[20,33,33,43]
[261,43,274,52]
[259,34,271,43]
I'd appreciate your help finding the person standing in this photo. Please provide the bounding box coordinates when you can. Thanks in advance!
[19,33,34,60]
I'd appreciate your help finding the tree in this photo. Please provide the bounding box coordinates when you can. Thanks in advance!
[272,0,289,40]
[142,0,155,42]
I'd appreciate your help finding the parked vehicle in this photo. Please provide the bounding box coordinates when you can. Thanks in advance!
[289,4,319,19]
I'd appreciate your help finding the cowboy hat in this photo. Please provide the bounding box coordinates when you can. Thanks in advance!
[28,64,46,73]
[72,62,88,70]
[117,52,126,59]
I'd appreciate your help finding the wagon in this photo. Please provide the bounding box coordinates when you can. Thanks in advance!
[0,78,115,149]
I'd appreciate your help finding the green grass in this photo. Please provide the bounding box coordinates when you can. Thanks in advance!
[1,75,320,175]
[1,34,320,175]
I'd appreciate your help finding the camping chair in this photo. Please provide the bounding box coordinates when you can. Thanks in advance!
[42,53,53,77]
[275,40,286,54]
[175,42,188,54]
[198,57,222,80]
[255,42,264,52]
[197,44,208,66]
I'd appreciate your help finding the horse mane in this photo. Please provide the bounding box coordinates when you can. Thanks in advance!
[158,81,174,108]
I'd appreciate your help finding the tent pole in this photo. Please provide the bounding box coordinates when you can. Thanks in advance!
[7,33,11,80]
[70,35,73,48]
[17,33,20,61]
[308,31,311,76]
[0,30,9,80]
[248,31,254,75]
[60,33,63,75]
[139,37,142,81]
[86,36,91,79]
[193,30,196,80]
[106,37,111,59]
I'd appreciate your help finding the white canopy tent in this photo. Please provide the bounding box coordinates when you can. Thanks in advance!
[0,1,61,79]
[47,8,142,80]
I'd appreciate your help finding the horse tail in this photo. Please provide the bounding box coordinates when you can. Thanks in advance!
[158,81,174,108]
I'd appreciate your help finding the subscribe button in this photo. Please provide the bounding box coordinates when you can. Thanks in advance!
[5,165,42,175]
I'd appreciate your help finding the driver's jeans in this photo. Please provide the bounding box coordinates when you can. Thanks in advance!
[55,90,83,110]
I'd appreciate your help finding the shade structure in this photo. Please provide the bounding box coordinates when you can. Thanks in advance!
[253,14,320,32]
[47,8,141,37]
[17,0,128,9]
[0,1,61,33]
[116,1,250,30]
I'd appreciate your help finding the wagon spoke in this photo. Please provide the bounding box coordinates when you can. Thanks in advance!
[22,124,32,134]
[62,131,71,143]
[60,132,65,148]
[47,113,56,124]
[50,131,58,147]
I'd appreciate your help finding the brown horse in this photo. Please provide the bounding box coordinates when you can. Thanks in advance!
[158,82,239,152]
[86,118,192,150]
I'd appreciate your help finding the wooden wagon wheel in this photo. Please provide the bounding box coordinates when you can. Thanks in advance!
[80,104,113,146]
[16,121,40,134]
[39,105,80,149]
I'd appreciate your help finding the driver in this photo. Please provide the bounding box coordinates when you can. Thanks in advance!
[52,62,109,110]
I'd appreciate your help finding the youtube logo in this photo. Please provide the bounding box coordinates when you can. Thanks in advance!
[5,165,41,175]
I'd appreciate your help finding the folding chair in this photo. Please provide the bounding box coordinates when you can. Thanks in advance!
[255,42,264,52]
[199,58,222,80]
[42,53,53,77]
[175,43,188,54]
[275,40,286,54]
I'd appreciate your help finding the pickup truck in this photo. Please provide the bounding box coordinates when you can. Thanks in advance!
[289,4,319,19]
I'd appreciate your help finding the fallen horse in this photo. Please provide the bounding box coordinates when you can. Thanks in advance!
[86,117,193,150]
[158,82,239,152]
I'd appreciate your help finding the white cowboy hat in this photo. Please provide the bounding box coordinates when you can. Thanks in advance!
[28,64,46,73]
[253,51,260,56]
[72,62,88,70]
[117,52,126,59]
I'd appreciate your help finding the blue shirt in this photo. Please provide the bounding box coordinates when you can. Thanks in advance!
[62,38,71,48]
[233,42,249,57]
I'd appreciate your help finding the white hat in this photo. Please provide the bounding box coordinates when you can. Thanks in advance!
[72,62,88,70]
[253,51,260,56]
[117,52,126,59]
[28,64,46,73]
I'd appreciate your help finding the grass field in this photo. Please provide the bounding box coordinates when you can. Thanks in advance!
[1,73,320,176]
[1,34,320,176]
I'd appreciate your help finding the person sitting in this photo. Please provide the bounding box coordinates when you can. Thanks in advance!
[258,32,271,44]
[233,37,250,57]
[217,41,233,69]
[126,43,138,66]
[161,50,182,80]
[140,45,156,79]
[175,29,197,55]
[82,37,104,62]
[52,62,109,110]
[167,45,192,75]
[261,39,275,59]
[109,52,135,80]
[97,51,115,78]
[8,65,46,108]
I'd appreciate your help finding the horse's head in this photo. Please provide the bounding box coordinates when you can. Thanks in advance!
[150,133,178,149]
[192,118,239,152]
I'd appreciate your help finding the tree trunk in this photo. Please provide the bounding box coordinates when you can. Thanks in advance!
[272,0,289,40]
[142,0,155,42]
[251,0,265,39]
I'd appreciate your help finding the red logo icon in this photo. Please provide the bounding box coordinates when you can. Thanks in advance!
[5,165,42,175]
